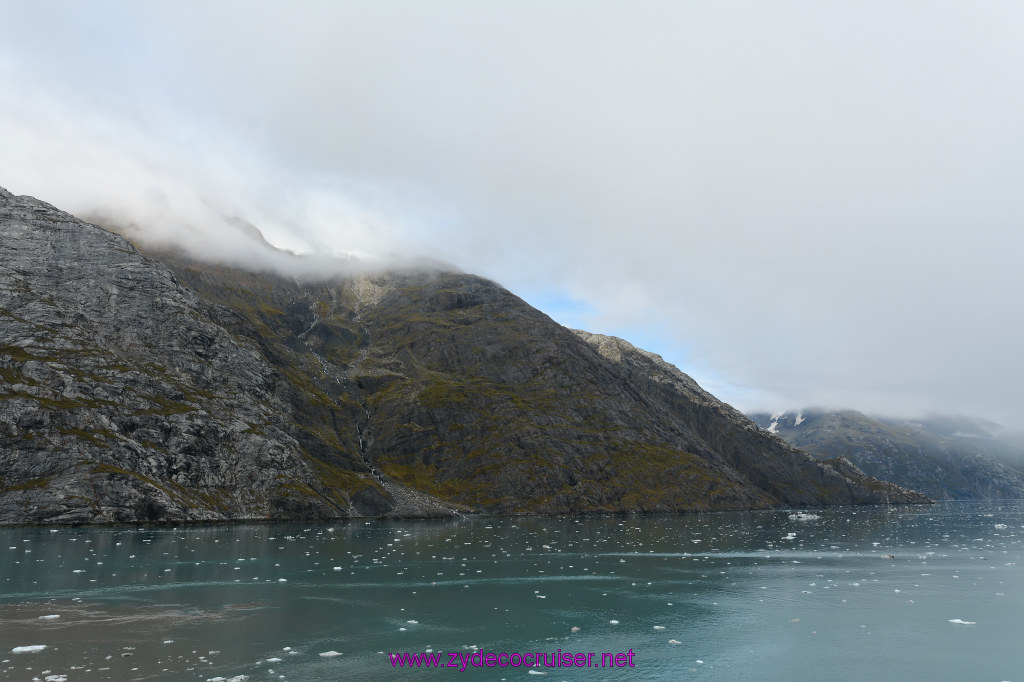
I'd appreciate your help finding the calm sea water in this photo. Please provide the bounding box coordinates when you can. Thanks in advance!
[2,501,1022,681]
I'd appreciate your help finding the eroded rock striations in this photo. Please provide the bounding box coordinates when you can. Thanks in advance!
[0,186,930,524]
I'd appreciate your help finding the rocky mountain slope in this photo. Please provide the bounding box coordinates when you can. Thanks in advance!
[1,186,929,523]
[748,409,1024,500]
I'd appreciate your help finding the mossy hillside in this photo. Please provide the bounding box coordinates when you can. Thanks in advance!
[147,264,750,513]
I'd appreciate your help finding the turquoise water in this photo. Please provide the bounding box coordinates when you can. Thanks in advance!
[2,501,1022,681]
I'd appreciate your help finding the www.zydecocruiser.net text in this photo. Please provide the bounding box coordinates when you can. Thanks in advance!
[389,648,637,671]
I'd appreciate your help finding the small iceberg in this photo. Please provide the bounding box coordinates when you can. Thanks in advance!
[788,513,820,521]
[12,645,47,653]
[948,619,976,625]
[319,651,342,658]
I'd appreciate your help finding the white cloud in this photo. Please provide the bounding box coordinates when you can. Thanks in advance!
[2,1,1024,425]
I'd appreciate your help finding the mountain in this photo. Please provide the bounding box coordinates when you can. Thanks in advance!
[0,186,929,524]
[748,409,1024,500]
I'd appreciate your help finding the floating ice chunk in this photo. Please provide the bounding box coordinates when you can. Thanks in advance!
[528,670,547,675]
[12,645,46,653]
[653,625,665,630]
[266,657,282,662]
[570,626,580,633]
[45,675,67,682]
[788,513,820,521]
[319,651,342,658]
[38,614,60,620]
[333,567,342,571]
[278,578,287,582]
[609,620,620,625]
[668,639,681,645]
[406,620,418,624]
[948,619,976,625]
[994,524,1007,529]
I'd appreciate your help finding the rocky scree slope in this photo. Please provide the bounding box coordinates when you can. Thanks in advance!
[1,186,930,523]
[749,410,1024,500]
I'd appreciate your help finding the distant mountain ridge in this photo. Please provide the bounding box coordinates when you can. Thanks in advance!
[0,186,929,524]
[748,409,1024,500]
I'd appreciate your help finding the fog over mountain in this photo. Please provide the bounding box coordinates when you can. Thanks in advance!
[2,1,1023,426]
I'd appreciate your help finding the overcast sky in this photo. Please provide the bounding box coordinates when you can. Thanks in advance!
[2,1,1023,427]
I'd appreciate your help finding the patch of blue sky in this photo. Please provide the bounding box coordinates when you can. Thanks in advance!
[515,288,597,332]
[519,286,735,399]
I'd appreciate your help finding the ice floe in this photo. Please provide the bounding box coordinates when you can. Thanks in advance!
[11,645,46,653]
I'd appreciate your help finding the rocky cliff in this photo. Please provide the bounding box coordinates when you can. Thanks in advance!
[1,186,930,523]
[748,409,1024,500]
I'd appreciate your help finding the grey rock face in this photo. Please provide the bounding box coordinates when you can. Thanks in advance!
[749,409,1024,500]
[0,188,395,523]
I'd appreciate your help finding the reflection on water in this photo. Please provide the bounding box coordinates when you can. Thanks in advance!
[2,501,1022,680]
